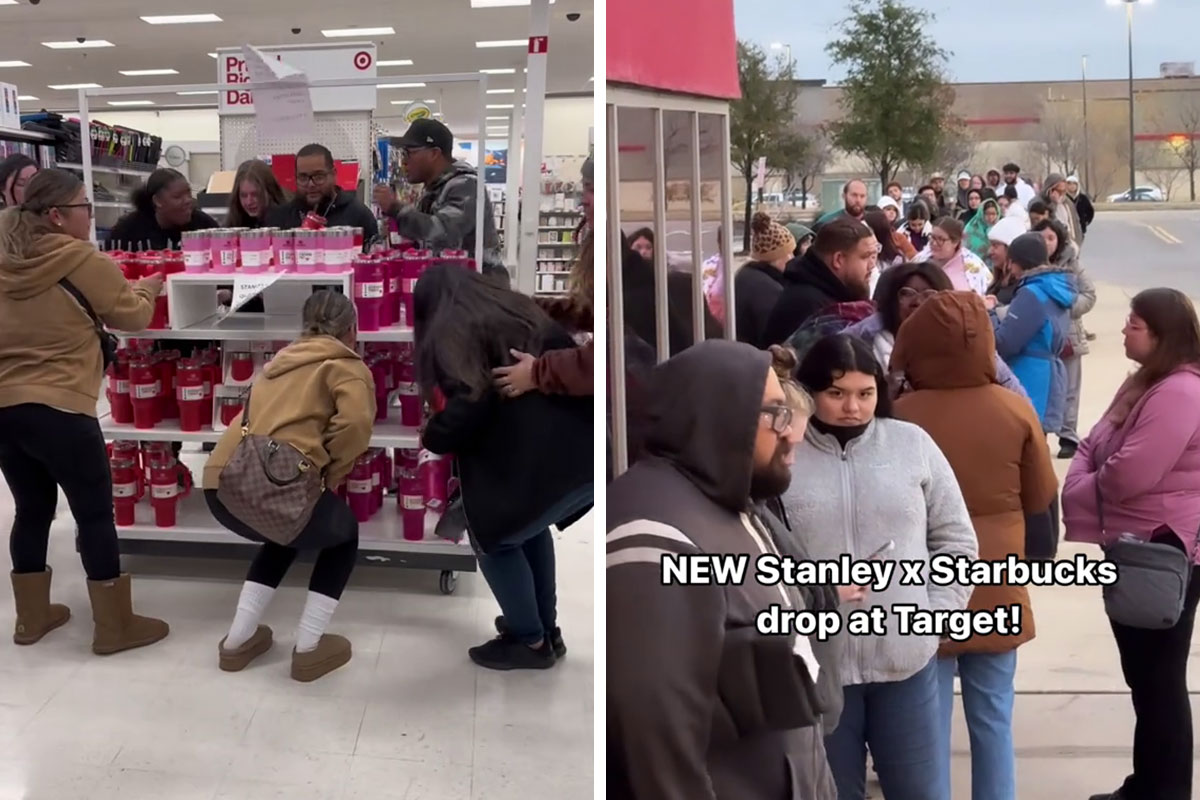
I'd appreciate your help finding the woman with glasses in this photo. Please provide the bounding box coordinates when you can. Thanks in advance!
[920,217,992,297]
[107,168,219,251]
[848,261,952,369]
[0,168,169,654]
[266,143,378,245]
[782,334,977,800]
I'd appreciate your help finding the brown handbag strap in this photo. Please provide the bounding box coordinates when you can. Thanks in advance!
[239,386,252,435]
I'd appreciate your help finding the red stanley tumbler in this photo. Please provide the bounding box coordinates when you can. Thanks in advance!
[353,255,385,332]
[129,356,159,430]
[149,454,191,528]
[176,358,206,432]
[106,353,134,425]
[110,456,139,527]
[346,456,375,523]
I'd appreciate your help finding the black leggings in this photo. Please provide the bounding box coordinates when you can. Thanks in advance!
[205,489,359,599]
[0,404,121,581]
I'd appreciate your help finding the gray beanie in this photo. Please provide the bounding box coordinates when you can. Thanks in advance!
[581,154,593,183]
[1008,232,1048,271]
[1044,173,1066,192]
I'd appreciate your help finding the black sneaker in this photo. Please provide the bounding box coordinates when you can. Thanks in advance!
[495,615,566,658]
[468,636,557,671]
[1058,440,1078,459]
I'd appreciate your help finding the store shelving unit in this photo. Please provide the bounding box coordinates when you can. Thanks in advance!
[0,126,56,168]
[103,269,475,593]
[535,208,582,297]
[59,161,152,238]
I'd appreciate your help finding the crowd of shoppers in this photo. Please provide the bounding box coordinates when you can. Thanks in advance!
[611,160,1200,800]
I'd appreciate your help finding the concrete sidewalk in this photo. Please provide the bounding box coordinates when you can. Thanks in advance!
[942,280,1200,798]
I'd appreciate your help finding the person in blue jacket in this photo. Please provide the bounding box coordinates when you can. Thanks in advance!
[987,233,1075,432]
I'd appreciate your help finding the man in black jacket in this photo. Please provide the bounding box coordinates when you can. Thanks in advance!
[1066,175,1095,239]
[265,143,379,243]
[760,218,876,346]
[608,339,840,800]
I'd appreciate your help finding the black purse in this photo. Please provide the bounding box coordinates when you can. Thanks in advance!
[59,278,118,370]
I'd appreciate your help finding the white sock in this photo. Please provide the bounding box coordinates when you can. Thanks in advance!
[225,581,275,649]
[295,592,339,653]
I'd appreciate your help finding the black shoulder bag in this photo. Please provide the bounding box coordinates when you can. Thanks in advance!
[59,279,118,370]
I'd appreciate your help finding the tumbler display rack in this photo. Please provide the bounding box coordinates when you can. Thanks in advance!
[98,268,476,595]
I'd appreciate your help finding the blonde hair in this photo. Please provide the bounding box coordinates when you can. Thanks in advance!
[768,344,813,417]
[301,290,357,340]
[0,168,83,261]
[567,228,594,318]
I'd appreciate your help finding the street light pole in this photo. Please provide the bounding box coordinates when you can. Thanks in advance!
[1082,55,1091,188]
[1126,0,1136,198]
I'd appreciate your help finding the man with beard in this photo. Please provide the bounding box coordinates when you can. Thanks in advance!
[761,218,876,346]
[1001,162,1037,207]
[986,169,1003,194]
[814,178,869,230]
[607,339,845,800]
[930,172,950,216]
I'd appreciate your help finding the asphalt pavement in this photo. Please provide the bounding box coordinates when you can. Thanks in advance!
[1080,209,1200,296]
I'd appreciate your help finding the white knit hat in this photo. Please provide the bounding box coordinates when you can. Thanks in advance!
[1066,174,1080,184]
[987,216,1027,246]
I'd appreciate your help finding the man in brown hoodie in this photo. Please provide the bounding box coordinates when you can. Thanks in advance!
[891,291,1058,799]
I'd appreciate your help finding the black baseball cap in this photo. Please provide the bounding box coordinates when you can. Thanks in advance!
[399,118,453,156]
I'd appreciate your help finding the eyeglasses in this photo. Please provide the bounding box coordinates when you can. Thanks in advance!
[760,404,794,434]
[898,286,938,302]
[296,171,331,186]
[401,146,431,159]
[54,202,93,218]
[929,234,953,246]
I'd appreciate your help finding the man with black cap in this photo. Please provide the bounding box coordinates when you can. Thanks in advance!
[373,118,505,282]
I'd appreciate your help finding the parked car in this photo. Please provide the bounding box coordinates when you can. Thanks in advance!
[1108,187,1165,202]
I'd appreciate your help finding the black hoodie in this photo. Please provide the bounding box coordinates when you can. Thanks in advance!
[760,249,861,347]
[734,260,785,349]
[607,339,839,800]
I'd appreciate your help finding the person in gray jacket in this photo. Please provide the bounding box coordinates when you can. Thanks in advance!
[373,118,506,282]
[608,338,844,800]
[784,334,978,800]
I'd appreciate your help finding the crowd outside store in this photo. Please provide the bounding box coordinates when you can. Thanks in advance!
[609,155,1200,800]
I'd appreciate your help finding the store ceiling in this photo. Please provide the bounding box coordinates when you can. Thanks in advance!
[0,0,594,135]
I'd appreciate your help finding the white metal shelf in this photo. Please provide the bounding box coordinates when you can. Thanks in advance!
[119,315,412,343]
[168,271,352,285]
[100,407,419,449]
[116,492,471,556]
[0,126,52,142]
[59,162,154,177]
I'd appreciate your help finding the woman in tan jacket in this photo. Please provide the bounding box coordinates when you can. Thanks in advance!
[890,291,1059,800]
[0,168,167,655]
[203,290,374,682]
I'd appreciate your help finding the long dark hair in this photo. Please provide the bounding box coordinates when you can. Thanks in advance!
[864,209,899,263]
[1109,288,1200,425]
[413,264,550,400]
[1032,218,1070,263]
[794,334,893,419]
[227,159,287,227]
[876,262,952,334]
[0,154,38,207]
[132,168,187,216]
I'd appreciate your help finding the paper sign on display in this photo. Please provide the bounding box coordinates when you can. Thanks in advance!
[223,273,285,316]
[240,45,315,140]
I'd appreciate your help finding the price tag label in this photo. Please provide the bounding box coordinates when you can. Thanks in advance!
[224,273,285,316]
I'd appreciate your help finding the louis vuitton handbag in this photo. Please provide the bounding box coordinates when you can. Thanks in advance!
[215,389,323,546]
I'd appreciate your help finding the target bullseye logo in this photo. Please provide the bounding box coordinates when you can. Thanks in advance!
[353,51,373,71]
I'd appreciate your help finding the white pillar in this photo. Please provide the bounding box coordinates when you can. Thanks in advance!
[504,70,526,269]
[516,0,551,295]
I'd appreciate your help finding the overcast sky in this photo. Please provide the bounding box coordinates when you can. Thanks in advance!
[733,0,1195,83]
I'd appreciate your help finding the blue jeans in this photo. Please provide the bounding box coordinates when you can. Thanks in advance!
[825,657,946,800]
[936,651,1017,800]
[470,484,592,646]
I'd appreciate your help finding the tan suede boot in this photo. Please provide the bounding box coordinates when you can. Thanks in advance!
[218,625,273,672]
[12,568,71,645]
[291,634,351,682]
[86,574,169,655]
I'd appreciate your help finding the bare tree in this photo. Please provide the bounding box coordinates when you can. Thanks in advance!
[1136,141,1185,200]
[1036,100,1084,177]
[770,127,829,209]
[1161,97,1200,200]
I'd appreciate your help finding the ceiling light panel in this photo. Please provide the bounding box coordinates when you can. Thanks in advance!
[322,27,395,38]
[140,14,222,24]
[108,100,155,106]
[476,40,526,48]
[177,90,219,96]
[471,0,556,6]
[42,40,114,49]
[0,61,30,68]
[486,103,514,109]
[378,82,426,89]
[487,89,516,94]
[481,68,516,75]
[377,59,413,67]
[17,96,38,101]
[120,69,179,76]
[48,83,102,90]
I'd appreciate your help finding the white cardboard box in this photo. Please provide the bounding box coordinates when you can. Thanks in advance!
[0,84,19,130]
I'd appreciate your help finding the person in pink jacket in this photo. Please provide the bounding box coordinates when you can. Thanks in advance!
[1062,287,1200,800]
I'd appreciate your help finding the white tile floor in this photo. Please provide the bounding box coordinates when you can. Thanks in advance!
[0,478,594,800]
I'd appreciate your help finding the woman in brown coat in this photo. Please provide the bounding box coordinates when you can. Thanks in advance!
[889,291,1058,800]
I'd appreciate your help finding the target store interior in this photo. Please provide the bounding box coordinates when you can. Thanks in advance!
[0,0,596,797]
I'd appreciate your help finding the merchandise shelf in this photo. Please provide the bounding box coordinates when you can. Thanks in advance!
[116,493,476,589]
[100,408,420,449]
[118,316,413,343]
[0,126,52,142]
[59,161,155,177]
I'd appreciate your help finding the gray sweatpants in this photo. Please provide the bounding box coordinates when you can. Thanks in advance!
[1060,355,1082,444]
